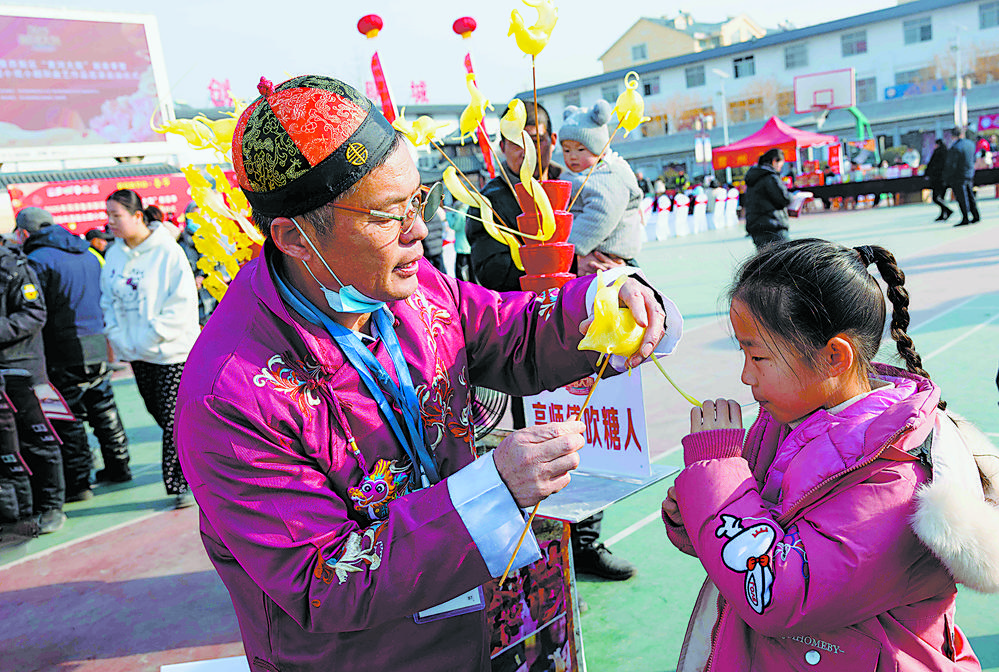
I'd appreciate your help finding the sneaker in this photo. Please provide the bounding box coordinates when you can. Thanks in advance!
[93,467,132,484]
[573,543,636,581]
[174,492,196,509]
[38,509,67,534]
[66,488,94,503]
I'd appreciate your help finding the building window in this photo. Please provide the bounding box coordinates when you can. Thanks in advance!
[784,43,808,69]
[895,67,933,86]
[643,76,661,96]
[563,91,580,107]
[903,17,932,43]
[841,30,868,56]
[856,76,877,103]
[631,43,648,61]
[600,84,618,102]
[734,55,755,78]
[685,65,705,88]
[728,97,764,123]
[981,1,999,28]
[777,91,795,116]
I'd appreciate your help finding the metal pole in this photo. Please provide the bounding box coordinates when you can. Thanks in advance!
[719,77,731,184]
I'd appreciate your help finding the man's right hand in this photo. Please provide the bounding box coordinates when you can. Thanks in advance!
[493,421,585,508]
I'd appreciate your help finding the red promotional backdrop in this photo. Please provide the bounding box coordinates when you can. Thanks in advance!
[7,170,238,236]
[0,9,169,159]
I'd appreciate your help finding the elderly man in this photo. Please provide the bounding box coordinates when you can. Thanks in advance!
[175,76,678,671]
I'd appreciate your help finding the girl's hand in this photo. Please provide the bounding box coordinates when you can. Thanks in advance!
[662,485,683,526]
[690,398,743,434]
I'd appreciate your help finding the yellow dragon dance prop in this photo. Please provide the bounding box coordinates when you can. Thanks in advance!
[153,98,263,301]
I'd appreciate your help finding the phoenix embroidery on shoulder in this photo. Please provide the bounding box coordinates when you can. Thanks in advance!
[253,353,323,415]
[406,288,473,450]
[716,513,777,614]
[406,288,452,351]
[315,522,385,585]
[535,287,560,322]
[347,459,410,520]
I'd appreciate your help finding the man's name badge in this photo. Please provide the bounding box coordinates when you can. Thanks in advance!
[413,586,485,623]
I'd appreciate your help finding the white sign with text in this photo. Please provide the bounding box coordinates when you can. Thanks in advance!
[526,366,650,479]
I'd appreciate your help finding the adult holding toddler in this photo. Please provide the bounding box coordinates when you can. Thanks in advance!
[560,100,644,276]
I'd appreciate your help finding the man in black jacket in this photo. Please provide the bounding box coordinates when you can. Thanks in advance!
[744,148,792,250]
[945,127,980,227]
[924,139,953,221]
[0,236,66,534]
[16,208,132,498]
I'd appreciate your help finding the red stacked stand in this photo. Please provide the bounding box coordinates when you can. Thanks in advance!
[514,180,575,293]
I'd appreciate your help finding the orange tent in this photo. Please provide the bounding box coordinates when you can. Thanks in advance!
[712,116,839,170]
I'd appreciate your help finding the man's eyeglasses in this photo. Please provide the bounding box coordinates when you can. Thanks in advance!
[332,182,444,234]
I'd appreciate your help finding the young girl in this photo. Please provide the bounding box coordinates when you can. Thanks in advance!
[662,238,999,671]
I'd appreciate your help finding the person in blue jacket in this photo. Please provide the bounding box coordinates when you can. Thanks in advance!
[16,208,132,498]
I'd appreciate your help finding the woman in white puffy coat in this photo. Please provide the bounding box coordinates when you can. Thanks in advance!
[100,189,199,509]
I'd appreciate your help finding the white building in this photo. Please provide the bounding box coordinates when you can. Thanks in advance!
[518,0,999,179]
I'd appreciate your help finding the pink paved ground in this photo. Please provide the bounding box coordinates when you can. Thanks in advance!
[0,508,244,672]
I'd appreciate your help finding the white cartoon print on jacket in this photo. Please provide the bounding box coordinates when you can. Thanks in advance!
[716,514,777,614]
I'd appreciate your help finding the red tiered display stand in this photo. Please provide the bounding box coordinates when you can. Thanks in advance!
[513,180,574,292]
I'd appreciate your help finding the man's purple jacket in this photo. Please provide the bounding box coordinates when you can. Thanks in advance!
[176,245,622,671]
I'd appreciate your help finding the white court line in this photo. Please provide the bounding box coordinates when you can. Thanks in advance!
[0,510,165,572]
[605,511,662,547]
[922,310,999,362]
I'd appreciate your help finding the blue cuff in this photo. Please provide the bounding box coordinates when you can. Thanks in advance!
[448,451,542,577]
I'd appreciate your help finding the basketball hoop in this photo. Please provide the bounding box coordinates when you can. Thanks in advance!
[812,105,831,130]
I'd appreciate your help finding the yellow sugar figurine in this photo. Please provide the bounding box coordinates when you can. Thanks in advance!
[577,271,643,359]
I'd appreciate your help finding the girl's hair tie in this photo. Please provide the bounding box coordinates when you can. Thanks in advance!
[855,245,875,267]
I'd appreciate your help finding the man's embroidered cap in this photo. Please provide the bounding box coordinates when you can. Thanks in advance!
[232,75,397,218]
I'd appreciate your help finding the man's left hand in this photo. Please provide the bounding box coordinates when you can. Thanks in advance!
[578,277,666,369]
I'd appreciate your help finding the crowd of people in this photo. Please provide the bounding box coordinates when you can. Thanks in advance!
[2,74,997,672]
[1,189,208,541]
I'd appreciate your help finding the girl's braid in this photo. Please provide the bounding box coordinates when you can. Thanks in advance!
[870,245,947,409]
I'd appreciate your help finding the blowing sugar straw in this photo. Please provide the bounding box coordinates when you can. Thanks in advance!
[498,355,611,584]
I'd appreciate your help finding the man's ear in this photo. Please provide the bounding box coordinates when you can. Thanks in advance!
[823,334,857,377]
[270,217,312,262]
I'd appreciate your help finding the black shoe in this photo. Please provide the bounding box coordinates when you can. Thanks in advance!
[954,220,971,227]
[573,543,636,581]
[66,487,94,503]
[94,467,132,484]
[934,214,946,221]
[0,518,40,549]
[38,509,67,534]
[971,216,981,223]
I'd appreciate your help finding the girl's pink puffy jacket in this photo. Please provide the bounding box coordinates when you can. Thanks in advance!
[665,364,999,671]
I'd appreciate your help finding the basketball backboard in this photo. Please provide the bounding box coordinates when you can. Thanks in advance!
[793,68,856,114]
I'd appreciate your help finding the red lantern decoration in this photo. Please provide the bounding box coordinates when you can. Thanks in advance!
[357,14,383,39]
[452,16,477,39]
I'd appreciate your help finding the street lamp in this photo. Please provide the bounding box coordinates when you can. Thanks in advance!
[712,68,731,183]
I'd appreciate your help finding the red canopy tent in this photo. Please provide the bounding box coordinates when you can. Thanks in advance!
[712,116,839,170]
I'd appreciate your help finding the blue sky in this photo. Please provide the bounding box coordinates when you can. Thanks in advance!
[10,0,896,108]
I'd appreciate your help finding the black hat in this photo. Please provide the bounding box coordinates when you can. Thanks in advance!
[232,75,397,218]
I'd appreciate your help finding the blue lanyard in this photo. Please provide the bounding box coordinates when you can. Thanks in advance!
[272,266,439,486]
